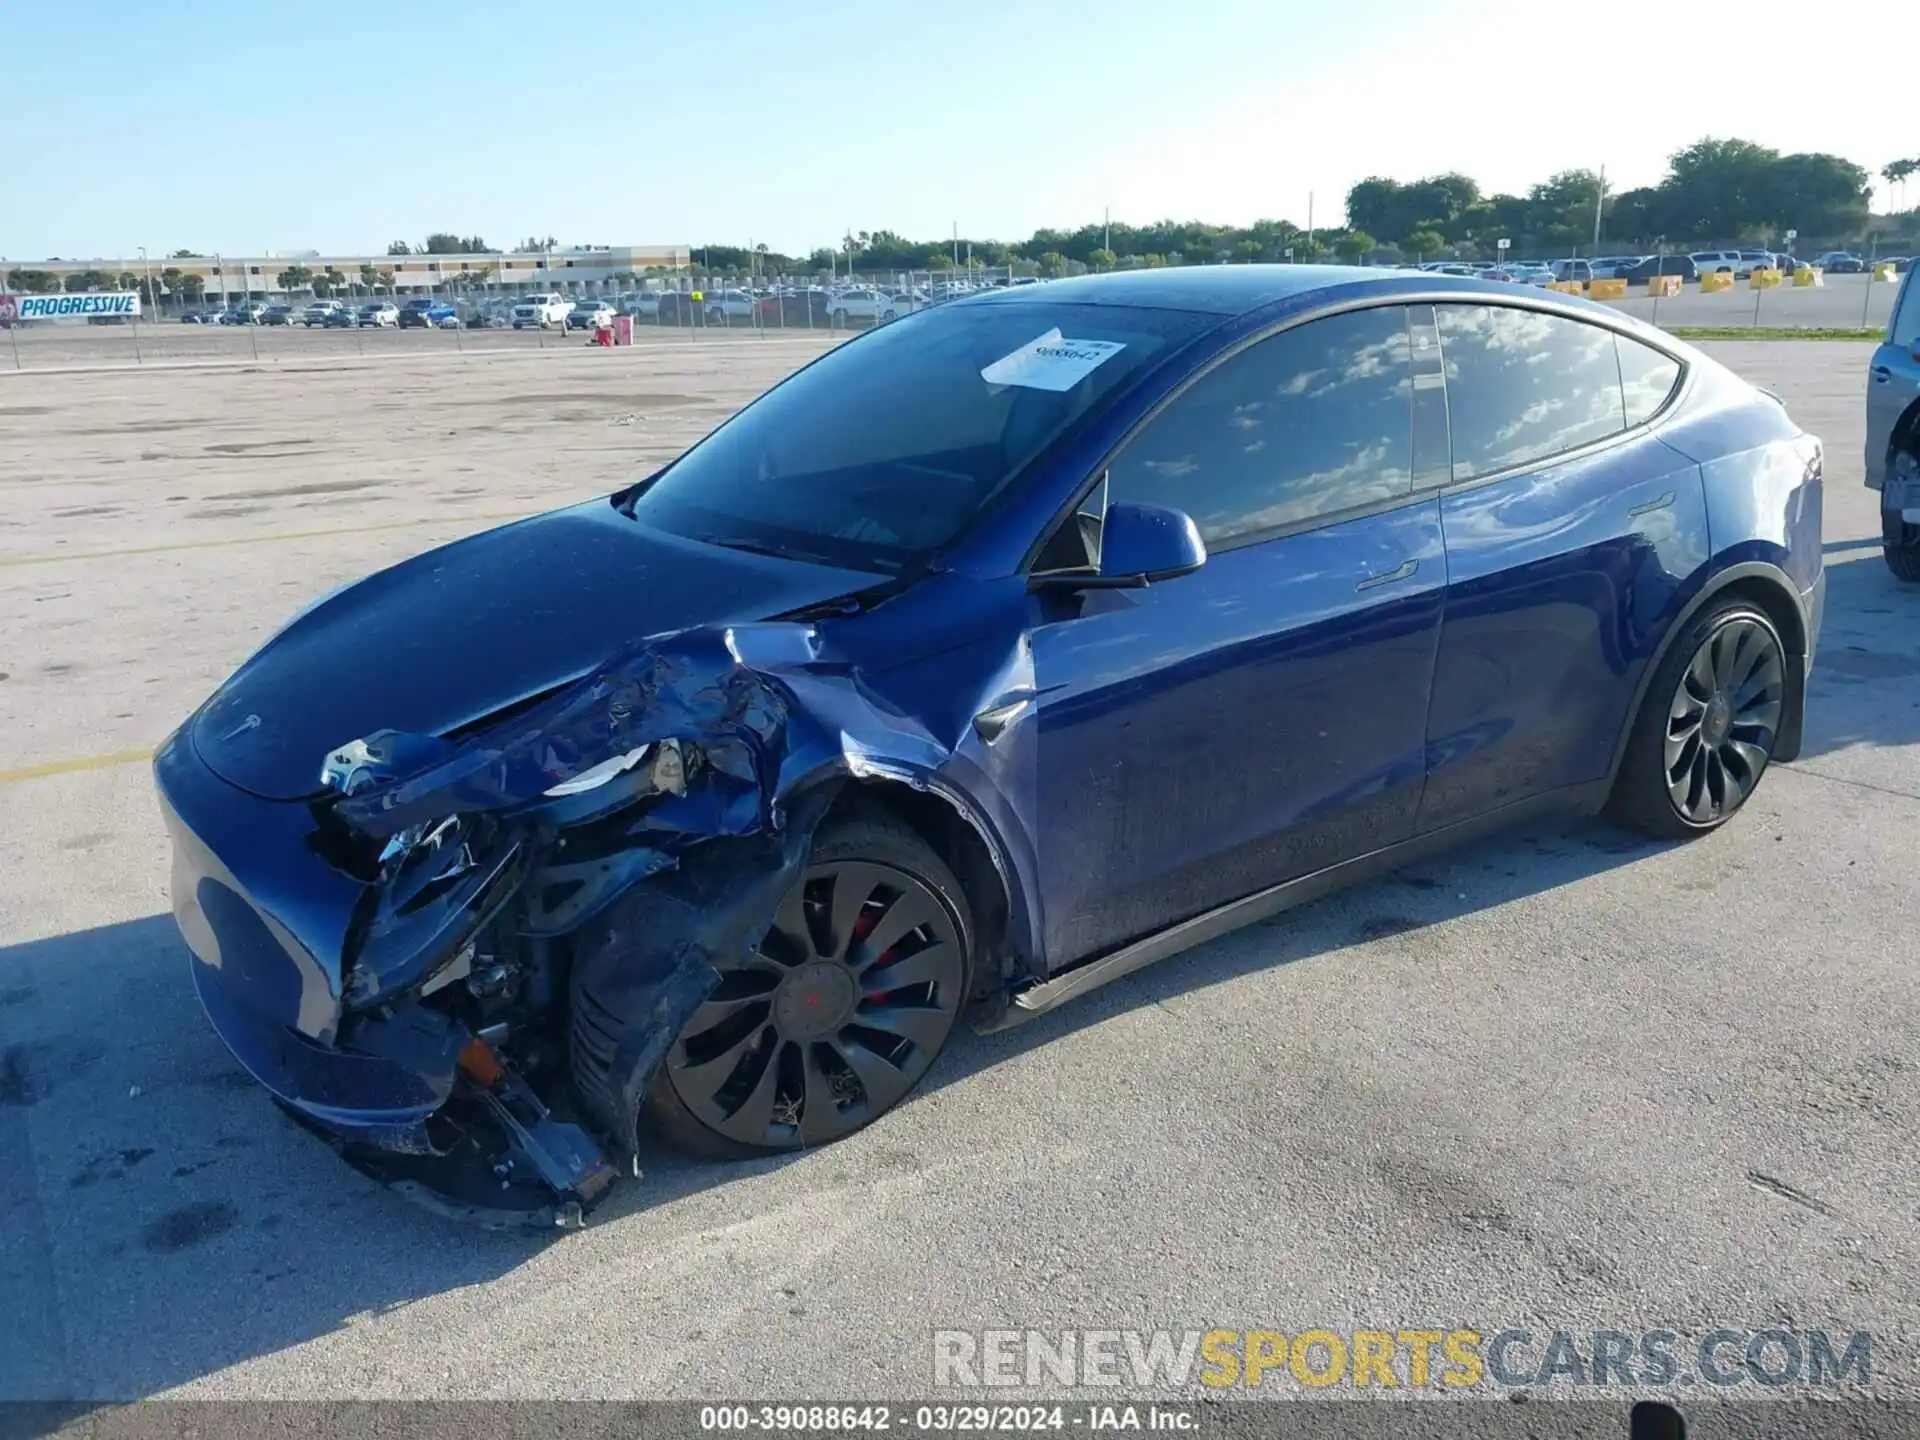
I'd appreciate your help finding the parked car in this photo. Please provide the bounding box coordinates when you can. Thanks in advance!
[1689,251,1758,277]
[1813,252,1866,274]
[755,290,833,327]
[565,300,617,331]
[1868,264,1920,581]
[1618,255,1700,282]
[179,309,217,324]
[1494,264,1554,287]
[1587,256,1647,279]
[702,289,758,323]
[464,298,516,329]
[323,307,359,329]
[655,291,709,324]
[259,304,301,326]
[1551,260,1594,284]
[399,297,458,329]
[156,268,1824,1225]
[356,302,400,327]
[511,293,573,329]
[829,287,901,324]
[302,300,345,327]
[220,302,266,325]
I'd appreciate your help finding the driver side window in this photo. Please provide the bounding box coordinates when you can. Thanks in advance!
[1106,305,1418,546]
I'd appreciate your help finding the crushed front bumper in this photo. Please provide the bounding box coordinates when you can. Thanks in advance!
[156,729,617,1225]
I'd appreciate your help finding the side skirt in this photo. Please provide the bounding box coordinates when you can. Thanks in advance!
[975,780,1612,1032]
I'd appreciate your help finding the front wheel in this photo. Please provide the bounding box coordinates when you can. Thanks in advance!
[643,811,973,1156]
[1607,601,1787,838]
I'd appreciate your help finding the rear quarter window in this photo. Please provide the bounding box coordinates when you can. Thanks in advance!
[1435,304,1626,480]
[1616,336,1683,426]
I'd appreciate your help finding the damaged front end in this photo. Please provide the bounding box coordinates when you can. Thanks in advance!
[158,624,1003,1227]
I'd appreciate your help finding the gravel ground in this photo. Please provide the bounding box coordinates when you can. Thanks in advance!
[0,338,1914,1406]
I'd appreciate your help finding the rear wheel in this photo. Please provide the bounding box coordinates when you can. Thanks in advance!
[645,812,972,1157]
[1607,600,1787,838]
[1883,450,1920,583]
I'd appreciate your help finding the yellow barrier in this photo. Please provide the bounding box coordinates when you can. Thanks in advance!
[1873,263,1899,282]
[1748,268,1783,289]
[1548,280,1584,295]
[1587,278,1627,300]
[1792,267,1824,287]
[1646,275,1683,297]
[1700,271,1735,293]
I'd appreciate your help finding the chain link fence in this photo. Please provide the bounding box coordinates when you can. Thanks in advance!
[0,250,1907,371]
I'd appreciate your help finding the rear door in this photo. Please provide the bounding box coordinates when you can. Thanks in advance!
[1420,302,1707,830]
[1029,303,1451,965]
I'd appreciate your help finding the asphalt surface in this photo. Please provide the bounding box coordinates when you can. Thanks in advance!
[0,338,1915,1404]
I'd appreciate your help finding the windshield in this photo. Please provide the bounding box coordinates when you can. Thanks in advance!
[623,300,1211,574]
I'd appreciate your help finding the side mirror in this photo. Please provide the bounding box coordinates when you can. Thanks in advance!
[1034,502,1207,590]
[1099,502,1206,585]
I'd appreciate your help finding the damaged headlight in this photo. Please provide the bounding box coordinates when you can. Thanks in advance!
[542,744,653,797]
[540,737,687,805]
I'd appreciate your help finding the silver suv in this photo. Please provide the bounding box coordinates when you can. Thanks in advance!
[1868,264,1920,581]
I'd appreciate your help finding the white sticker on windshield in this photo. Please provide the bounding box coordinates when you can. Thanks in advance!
[981,329,1127,392]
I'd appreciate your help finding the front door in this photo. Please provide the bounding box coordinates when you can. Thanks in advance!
[1027,303,1452,968]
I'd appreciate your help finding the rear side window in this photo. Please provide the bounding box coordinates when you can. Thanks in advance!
[1106,305,1416,545]
[1617,335,1682,426]
[1435,305,1625,480]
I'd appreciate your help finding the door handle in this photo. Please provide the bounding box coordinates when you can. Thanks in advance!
[1627,490,1676,518]
[1872,366,1892,382]
[1354,558,1418,593]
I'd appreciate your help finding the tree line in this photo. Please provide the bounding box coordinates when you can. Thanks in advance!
[8,137,1916,300]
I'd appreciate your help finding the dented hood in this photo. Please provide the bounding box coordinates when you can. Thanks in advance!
[191,501,880,800]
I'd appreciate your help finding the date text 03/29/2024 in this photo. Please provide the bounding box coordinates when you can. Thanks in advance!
[699,1405,1196,1433]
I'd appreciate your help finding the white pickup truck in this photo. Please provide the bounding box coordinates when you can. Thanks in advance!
[511,293,574,329]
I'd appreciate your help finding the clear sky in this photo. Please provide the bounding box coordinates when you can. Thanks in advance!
[0,0,1898,261]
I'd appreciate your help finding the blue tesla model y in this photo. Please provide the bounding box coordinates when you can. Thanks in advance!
[156,267,1824,1223]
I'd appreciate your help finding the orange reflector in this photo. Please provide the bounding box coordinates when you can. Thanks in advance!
[459,1037,503,1087]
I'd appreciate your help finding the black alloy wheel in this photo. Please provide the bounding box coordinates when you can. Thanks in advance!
[657,817,970,1153]
[1883,450,1920,584]
[1610,601,1786,838]
[1663,614,1784,825]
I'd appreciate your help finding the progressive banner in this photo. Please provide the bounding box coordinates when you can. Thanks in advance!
[12,291,142,320]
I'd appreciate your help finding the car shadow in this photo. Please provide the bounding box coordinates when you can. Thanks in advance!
[1794,547,1920,760]
[0,803,1671,1405]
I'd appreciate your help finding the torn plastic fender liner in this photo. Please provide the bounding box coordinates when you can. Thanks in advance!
[567,786,838,1153]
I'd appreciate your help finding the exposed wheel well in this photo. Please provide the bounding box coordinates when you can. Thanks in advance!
[826,779,1012,1003]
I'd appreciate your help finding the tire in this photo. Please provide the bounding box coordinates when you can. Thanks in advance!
[1606,600,1787,839]
[1884,450,1920,583]
[832,309,848,326]
[642,810,973,1158]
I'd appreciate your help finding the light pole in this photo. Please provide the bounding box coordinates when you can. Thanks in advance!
[138,246,159,319]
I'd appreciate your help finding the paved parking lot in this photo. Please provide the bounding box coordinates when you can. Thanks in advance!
[0,337,1915,1403]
